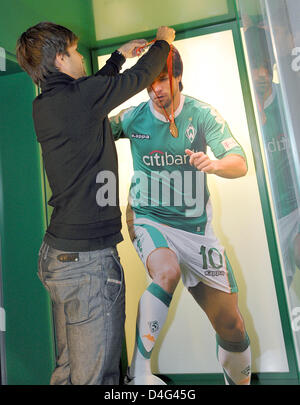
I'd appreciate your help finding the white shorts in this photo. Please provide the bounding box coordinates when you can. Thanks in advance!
[128,215,238,294]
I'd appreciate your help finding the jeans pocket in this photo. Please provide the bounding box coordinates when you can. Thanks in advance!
[45,274,91,324]
[104,253,124,312]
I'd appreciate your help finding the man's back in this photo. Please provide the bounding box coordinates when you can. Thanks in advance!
[33,40,171,251]
[33,71,122,249]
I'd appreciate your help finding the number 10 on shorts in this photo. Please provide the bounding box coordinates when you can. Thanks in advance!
[199,245,223,270]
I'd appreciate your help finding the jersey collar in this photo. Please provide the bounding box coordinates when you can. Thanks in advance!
[149,94,185,122]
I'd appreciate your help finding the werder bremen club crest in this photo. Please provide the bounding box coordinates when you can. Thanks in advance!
[185,122,196,143]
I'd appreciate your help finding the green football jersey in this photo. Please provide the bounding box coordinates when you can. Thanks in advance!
[262,87,298,219]
[110,95,246,234]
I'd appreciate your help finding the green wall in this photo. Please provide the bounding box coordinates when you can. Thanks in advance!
[0,0,95,54]
[0,70,55,384]
[0,0,97,384]
[0,0,94,76]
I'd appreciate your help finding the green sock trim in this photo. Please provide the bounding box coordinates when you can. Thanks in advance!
[216,332,250,353]
[147,282,173,307]
[224,252,238,293]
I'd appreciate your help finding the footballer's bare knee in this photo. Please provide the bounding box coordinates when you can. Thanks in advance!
[147,248,181,294]
[213,311,246,342]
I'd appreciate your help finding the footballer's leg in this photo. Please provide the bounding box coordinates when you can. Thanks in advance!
[189,283,251,385]
[147,247,181,294]
[129,247,180,381]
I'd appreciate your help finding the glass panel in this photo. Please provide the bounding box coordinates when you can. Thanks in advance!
[237,0,300,368]
[0,47,8,385]
[99,29,288,374]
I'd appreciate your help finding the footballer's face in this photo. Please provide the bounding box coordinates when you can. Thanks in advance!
[252,65,272,97]
[147,72,182,112]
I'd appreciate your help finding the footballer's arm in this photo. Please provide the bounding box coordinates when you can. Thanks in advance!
[185,149,247,179]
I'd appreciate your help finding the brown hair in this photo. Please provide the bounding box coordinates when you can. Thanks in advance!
[161,45,184,91]
[16,22,78,85]
[244,26,273,76]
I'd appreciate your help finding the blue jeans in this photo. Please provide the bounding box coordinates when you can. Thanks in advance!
[38,242,125,385]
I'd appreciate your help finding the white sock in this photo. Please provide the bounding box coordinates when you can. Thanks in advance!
[130,282,172,377]
[217,333,251,385]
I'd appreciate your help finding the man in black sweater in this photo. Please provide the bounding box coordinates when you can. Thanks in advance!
[16,22,174,385]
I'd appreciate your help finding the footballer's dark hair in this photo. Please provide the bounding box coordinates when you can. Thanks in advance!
[16,21,78,85]
[244,26,273,76]
[161,45,184,91]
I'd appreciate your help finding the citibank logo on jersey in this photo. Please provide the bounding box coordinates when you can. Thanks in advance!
[143,150,190,167]
[267,134,289,153]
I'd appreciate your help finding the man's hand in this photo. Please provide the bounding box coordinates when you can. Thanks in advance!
[117,26,175,58]
[156,26,175,44]
[118,39,147,58]
[185,149,247,178]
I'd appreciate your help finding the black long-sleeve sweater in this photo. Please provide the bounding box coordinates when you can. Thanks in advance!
[33,40,170,251]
